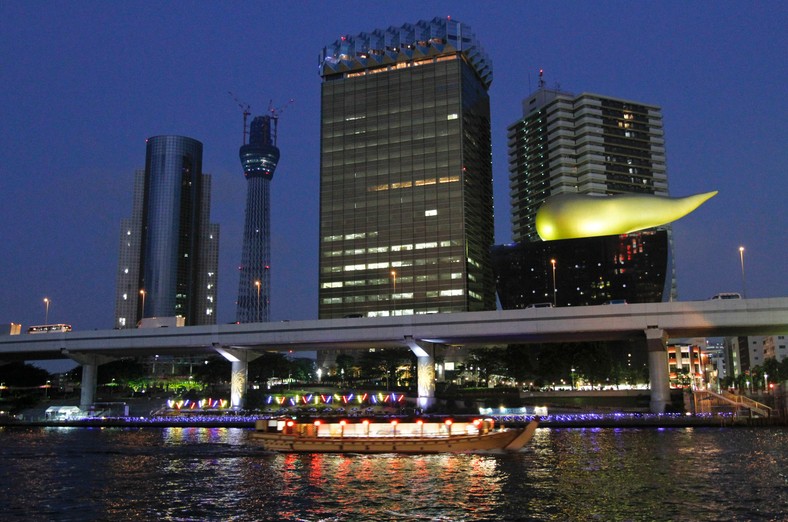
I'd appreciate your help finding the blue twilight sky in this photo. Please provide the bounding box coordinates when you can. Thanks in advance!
[2,1,786,337]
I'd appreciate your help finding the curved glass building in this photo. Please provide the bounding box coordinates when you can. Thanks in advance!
[236,116,280,323]
[114,135,219,328]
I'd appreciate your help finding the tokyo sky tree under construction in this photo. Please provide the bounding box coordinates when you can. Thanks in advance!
[236,115,280,323]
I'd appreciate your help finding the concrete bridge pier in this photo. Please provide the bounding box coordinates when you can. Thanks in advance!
[64,352,115,412]
[645,328,671,414]
[406,337,437,410]
[214,346,260,410]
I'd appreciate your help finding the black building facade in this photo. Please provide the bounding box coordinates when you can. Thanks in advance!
[492,230,669,309]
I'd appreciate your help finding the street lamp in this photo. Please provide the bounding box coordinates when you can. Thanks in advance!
[391,270,397,316]
[738,246,747,298]
[139,289,146,319]
[43,297,50,324]
[764,373,768,393]
[550,259,557,306]
[254,280,261,322]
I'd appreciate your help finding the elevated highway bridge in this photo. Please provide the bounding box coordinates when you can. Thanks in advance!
[2,298,786,413]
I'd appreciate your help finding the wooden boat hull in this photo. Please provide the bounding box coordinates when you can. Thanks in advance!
[250,420,538,454]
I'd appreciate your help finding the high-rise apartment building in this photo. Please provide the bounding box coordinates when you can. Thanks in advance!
[114,135,219,328]
[508,86,668,243]
[317,17,496,319]
[236,116,281,323]
[500,85,676,304]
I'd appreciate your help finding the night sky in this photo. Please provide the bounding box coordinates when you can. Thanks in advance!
[2,2,786,357]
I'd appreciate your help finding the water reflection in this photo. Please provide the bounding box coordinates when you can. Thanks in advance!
[0,426,786,521]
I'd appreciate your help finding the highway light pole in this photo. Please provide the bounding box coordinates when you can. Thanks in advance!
[738,246,747,298]
[254,280,261,322]
[391,270,397,316]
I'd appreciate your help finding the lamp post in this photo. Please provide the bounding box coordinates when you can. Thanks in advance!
[763,373,768,394]
[254,280,261,322]
[550,259,557,307]
[390,270,397,316]
[43,297,50,324]
[139,289,146,320]
[738,246,747,298]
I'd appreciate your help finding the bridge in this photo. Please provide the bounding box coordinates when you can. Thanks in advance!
[2,298,786,413]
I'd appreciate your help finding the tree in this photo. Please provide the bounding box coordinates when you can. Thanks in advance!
[359,349,413,388]
[0,362,51,386]
[335,354,355,382]
[503,344,536,383]
[289,357,315,382]
[97,359,146,384]
[574,342,613,389]
[191,356,230,385]
[760,358,783,388]
[536,343,570,385]
[248,352,291,384]
[466,347,505,387]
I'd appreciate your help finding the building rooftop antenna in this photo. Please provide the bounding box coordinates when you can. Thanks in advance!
[229,91,251,145]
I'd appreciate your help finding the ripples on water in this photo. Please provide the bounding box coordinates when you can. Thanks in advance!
[1,426,786,521]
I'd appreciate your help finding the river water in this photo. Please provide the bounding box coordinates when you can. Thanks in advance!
[1,425,786,521]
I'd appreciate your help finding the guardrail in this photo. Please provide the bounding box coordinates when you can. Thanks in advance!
[693,390,772,418]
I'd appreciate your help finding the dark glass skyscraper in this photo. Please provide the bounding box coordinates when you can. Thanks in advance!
[317,17,496,318]
[236,116,281,323]
[114,135,219,328]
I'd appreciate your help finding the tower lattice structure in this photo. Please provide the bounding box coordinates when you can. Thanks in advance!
[236,116,280,323]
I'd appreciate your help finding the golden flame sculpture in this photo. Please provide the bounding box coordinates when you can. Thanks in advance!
[535,191,718,241]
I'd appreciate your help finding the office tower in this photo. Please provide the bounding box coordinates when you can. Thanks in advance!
[236,115,281,323]
[114,135,219,328]
[508,86,668,243]
[317,17,496,319]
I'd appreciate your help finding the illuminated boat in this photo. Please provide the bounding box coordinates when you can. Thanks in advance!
[250,417,539,454]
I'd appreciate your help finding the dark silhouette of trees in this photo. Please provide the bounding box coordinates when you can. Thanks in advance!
[358,349,414,388]
[0,361,50,386]
[97,359,147,384]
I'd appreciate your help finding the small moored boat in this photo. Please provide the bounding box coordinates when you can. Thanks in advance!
[250,417,539,454]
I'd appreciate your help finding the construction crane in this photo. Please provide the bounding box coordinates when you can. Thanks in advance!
[229,91,251,144]
[267,98,295,143]
[268,98,294,119]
